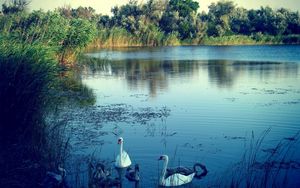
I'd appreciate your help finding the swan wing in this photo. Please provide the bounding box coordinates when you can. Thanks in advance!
[163,173,195,186]
[115,150,131,168]
[121,150,132,167]
[126,170,139,182]
[166,166,194,177]
[115,154,121,167]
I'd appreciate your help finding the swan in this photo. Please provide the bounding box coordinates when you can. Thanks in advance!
[125,164,140,182]
[115,137,132,168]
[92,163,111,182]
[158,155,196,187]
[42,165,67,187]
[89,162,121,187]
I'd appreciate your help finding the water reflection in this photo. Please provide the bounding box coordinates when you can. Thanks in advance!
[82,57,299,96]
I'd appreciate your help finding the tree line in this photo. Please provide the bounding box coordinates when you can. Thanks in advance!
[1,0,300,51]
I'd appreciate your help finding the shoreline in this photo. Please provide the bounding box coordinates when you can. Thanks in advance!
[87,35,300,49]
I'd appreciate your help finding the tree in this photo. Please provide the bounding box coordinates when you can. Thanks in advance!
[142,0,168,25]
[111,0,143,34]
[98,15,111,28]
[248,6,287,35]
[230,7,251,35]
[2,0,30,14]
[160,0,199,39]
[168,0,199,17]
[277,8,300,34]
[206,0,236,36]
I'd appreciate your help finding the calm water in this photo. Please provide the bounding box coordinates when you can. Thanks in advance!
[67,45,300,187]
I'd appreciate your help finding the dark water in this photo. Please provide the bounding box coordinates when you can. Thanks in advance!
[67,45,300,187]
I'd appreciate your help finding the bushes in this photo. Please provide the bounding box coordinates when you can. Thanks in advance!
[0,38,57,140]
[0,38,60,187]
[201,35,257,45]
[0,11,98,66]
[199,34,300,45]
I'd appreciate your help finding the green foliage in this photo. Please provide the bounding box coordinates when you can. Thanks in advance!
[92,27,142,47]
[159,0,200,39]
[0,36,57,146]
[162,32,181,46]
[1,0,300,51]
[63,18,97,49]
[140,24,164,46]
[2,0,29,14]
[202,35,256,45]
[206,0,236,36]
[0,9,98,65]
[168,0,199,17]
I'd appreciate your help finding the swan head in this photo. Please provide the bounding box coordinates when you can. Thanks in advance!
[57,164,67,178]
[118,137,123,144]
[158,155,168,161]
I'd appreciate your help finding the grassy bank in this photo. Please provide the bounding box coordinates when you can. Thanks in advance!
[0,39,60,187]
[0,36,95,188]
[88,27,181,48]
[201,34,300,46]
[89,33,300,48]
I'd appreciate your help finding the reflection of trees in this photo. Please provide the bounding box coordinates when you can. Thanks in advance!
[82,56,299,95]
[124,60,202,96]
[111,60,199,97]
[207,60,299,88]
[207,60,235,88]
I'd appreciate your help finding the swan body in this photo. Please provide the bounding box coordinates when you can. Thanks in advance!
[93,163,111,182]
[158,155,195,187]
[126,164,140,182]
[115,137,131,168]
[42,165,66,187]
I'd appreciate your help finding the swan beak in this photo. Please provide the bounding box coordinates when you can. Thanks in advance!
[118,139,122,144]
[158,156,162,160]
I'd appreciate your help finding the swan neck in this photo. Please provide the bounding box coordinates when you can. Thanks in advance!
[160,157,168,184]
[119,142,123,155]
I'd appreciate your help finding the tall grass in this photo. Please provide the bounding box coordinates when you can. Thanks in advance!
[215,129,300,188]
[89,26,182,48]
[91,27,142,48]
[0,37,57,142]
[0,37,70,187]
[201,34,300,46]
[201,35,257,45]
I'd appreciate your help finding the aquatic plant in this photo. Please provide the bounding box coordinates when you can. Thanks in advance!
[215,129,300,188]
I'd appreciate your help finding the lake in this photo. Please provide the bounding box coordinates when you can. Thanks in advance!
[66,45,300,187]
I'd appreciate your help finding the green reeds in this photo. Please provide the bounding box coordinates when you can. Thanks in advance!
[0,37,68,187]
[91,27,142,48]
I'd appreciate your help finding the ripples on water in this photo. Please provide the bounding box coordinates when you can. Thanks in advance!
[66,45,300,187]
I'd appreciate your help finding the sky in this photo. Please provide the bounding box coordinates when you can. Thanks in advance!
[1,0,300,15]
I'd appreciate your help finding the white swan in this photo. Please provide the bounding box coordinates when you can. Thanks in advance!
[115,137,131,168]
[158,155,195,187]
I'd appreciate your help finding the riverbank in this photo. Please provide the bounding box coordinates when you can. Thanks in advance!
[88,34,300,48]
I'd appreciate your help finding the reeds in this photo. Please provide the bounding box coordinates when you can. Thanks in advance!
[216,128,300,188]
[0,37,70,187]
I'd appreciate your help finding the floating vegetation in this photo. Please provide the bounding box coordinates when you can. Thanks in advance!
[58,104,171,150]
[224,136,246,140]
[62,103,170,126]
[224,97,238,102]
[252,160,300,170]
